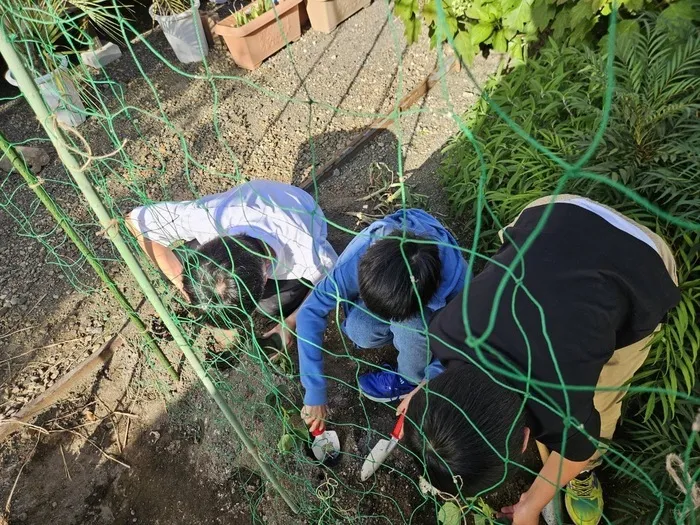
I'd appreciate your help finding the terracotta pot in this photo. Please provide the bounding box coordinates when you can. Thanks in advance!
[306,0,370,33]
[214,0,303,70]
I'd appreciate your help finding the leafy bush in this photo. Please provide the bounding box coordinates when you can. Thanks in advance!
[393,0,699,66]
[440,16,700,521]
[441,15,700,422]
[607,386,700,523]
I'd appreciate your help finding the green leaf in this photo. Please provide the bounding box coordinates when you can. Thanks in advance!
[423,0,437,25]
[658,0,700,39]
[404,14,422,44]
[438,502,463,525]
[277,434,295,452]
[502,1,532,32]
[569,0,595,27]
[453,30,478,64]
[551,8,570,40]
[473,514,487,525]
[446,15,459,36]
[394,0,420,18]
[492,29,508,52]
[531,0,555,30]
[622,0,644,12]
[471,21,494,45]
[465,2,493,21]
[507,38,525,66]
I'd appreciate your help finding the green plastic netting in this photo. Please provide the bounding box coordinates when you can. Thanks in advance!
[0,1,698,524]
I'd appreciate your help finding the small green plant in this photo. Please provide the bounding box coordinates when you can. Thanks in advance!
[393,0,698,66]
[234,0,274,27]
[346,162,428,228]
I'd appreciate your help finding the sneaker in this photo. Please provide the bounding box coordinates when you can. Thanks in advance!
[565,471,604,525]
[358,365,416,402]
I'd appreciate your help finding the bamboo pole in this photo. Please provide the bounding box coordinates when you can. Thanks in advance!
[0,29,299,514]
[0,133,179,382]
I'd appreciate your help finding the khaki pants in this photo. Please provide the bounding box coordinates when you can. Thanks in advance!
[501,194,678,461]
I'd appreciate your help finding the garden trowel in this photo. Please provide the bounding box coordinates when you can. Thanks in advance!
[360,413,405,481]
[536,441,568,525]
[310,427,341,466]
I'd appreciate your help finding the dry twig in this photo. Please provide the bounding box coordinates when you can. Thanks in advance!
[59,444,72,481]
[0,326,34,341]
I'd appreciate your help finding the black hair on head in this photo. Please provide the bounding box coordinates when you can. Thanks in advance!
[358,231,441,321]
[181,235,266,326]
[404,362,526,496]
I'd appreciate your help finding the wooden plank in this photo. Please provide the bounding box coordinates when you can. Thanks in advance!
[300,55,458,191]
[0,335,121,442]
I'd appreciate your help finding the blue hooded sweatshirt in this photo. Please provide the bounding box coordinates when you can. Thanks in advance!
[296,209,468,406]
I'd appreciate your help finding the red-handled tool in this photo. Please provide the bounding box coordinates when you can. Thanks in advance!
[310,427,340,465]
[360,413,405,480]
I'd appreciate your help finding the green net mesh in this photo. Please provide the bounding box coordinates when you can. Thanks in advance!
[0,1,698,524]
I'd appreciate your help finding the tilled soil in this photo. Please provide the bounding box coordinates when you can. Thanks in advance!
[0,2,538,524]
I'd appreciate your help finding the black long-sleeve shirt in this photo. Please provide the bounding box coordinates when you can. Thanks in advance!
[429,203,680,460]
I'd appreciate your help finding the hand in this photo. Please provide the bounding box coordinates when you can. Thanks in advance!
[498,492,541,525]
[302,404,328,433]
[172,275,191,303]
[395,381,425,416]
[262,322,294,349]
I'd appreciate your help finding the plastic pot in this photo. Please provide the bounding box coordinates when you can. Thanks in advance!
[214,0,303,70]
[306,0,370,33]
[5,57,86,128]
[149,0,209,64]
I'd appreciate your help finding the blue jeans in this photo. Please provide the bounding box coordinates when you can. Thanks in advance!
[341,303,445,384]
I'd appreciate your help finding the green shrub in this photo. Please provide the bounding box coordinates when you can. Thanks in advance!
[441,15,700,421]
[393,0,699,66]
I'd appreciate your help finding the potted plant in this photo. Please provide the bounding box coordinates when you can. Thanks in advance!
[2,1,124,127]
[149,0,209,64]
[214,0,304,70]
[306,0,370,33]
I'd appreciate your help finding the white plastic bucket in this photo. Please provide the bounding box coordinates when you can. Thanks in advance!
[149,0,209,64]
[5,57,86,128]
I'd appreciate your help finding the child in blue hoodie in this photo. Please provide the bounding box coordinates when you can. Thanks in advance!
[296,209,468,432]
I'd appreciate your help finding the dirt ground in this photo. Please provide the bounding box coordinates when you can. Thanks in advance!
[0,2,542,523]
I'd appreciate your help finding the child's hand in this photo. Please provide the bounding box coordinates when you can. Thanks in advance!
[395,380,426,416]
[262,322,294,349]
[302,404,328,433]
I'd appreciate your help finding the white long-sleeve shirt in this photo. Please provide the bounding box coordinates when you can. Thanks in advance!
[129,181,337,283]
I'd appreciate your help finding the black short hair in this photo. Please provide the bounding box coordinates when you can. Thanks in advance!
[181,235,266,326]
[358,231,441,321]
[404,362,526,496]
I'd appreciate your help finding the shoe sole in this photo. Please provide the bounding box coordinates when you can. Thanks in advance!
[360,391,410,403]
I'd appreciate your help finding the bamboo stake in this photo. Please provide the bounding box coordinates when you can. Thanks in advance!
[0,28,299,514]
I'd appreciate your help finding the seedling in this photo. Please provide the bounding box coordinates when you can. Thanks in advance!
[234,0,274,27]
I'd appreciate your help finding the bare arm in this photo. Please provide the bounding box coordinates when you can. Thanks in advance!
[500,451,590,524]
[262,290,309,345]
[125,216,187,296]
